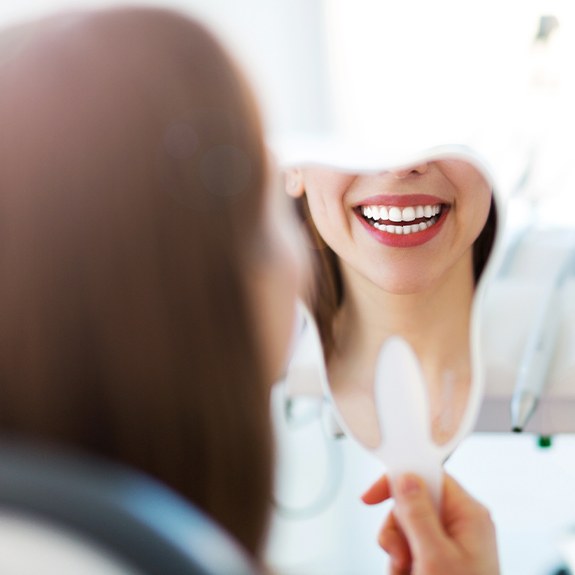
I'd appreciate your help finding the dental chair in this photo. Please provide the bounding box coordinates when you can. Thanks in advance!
[0,441,256,575]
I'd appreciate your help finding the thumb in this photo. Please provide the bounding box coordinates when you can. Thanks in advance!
[392,473,448,558]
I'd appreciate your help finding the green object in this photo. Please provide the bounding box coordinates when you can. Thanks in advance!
[538,435,552,448]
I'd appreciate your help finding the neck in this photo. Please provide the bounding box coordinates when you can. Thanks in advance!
[330,252,475,392]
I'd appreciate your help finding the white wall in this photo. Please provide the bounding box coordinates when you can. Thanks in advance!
[0,0,331,141]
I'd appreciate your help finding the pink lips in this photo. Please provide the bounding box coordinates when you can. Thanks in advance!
[354,194,450,248]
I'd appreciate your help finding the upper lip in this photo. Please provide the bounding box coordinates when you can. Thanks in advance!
[353,194,450,208]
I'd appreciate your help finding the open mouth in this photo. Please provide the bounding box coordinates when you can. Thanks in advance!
[356,203,447,235]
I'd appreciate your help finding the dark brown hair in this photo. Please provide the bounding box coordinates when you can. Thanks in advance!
[297,191,497,359]
[0,8,272,558]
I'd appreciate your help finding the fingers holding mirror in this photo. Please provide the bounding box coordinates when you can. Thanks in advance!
[283,149,499,455]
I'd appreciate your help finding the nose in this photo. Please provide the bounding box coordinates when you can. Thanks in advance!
[390,162,429,179]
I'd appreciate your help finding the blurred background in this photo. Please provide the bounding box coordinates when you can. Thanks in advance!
[1,1,575,573]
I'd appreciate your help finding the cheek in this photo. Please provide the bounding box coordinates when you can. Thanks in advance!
[302,173,352,234]
[468,191,493,244]
[454,176,492,240]
[305,193,348,256]
[305,191,332,230]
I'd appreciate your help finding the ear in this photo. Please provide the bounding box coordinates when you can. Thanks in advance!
[284,168,305,198]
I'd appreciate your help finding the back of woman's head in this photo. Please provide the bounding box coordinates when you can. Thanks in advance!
[0,7,272,557]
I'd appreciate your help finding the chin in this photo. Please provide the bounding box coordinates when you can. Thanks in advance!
[372,273,438,296]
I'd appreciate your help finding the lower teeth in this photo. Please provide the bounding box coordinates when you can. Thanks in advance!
[372,216,437,235]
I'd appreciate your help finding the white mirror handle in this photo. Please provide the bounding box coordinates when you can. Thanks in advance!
[374,336,443,508]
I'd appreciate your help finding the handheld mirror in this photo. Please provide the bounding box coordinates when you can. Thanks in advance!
[283,146,502,503]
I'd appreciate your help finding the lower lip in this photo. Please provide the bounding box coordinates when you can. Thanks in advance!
[355,207,450,248]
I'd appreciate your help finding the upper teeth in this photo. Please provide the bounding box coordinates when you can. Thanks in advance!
[361,204,441,222]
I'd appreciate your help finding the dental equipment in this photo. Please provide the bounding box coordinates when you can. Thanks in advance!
[272,302,345,520]
[511,251,574,432]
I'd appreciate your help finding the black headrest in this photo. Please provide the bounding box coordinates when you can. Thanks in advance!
[0,441,257,575]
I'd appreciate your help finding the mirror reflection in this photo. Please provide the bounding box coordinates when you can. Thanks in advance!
[284,156,497,447]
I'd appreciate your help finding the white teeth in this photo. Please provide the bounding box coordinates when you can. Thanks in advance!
[372,217,438,235]
[402,206,416,222]
[360,203,444,237]
[388,207,402,222]
[361,203,442,223]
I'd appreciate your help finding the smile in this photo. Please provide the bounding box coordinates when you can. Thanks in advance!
[359,203,444,235]
[354,198,450,248]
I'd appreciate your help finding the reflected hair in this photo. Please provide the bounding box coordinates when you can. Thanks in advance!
[0,8,272,558]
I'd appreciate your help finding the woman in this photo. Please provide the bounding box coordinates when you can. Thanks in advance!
[0,6,300,559]
[284,158,497,446]
[0,6,498,573]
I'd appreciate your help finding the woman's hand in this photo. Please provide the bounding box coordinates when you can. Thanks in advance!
[362,472,500,575]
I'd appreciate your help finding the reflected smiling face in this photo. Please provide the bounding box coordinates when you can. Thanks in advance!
[288,159,492,294]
